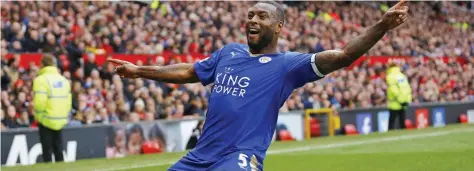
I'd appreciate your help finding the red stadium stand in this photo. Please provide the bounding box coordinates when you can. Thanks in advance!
[310,123,321,137]
[309,118,321,137]
[459,114,468,124]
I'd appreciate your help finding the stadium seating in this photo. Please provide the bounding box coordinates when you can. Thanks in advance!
[344,124,358,135]
[459,114,468,124]
[405,119,414,130]
[310,123,321,137]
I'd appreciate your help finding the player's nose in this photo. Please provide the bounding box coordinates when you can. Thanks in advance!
[247,16,259,25]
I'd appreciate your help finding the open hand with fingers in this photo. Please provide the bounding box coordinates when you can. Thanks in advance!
[107,58,140,79]
[380,0,409,30]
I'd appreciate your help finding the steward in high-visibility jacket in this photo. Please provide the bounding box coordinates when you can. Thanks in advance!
[386,64,411,130]
[33,55,71,162]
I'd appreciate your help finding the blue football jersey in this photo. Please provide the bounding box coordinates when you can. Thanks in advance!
[189,43,325,165]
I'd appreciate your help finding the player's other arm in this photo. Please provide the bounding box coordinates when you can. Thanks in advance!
[107,59,199,84]
[315,0,408,75]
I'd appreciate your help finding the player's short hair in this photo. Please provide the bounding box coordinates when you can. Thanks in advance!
[41,54,56,67]
[258,1,285,24]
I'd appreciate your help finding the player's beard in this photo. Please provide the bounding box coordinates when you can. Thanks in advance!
[247,31,274,52]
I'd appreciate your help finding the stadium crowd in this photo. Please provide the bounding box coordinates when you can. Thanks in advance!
[1,1,473,129]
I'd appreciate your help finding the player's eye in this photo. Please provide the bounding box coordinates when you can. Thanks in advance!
[248,14,254,19]
[259,14,267,20]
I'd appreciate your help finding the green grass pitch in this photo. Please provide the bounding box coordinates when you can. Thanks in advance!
[3,124,474,171]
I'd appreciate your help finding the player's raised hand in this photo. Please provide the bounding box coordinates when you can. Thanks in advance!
[107,58,139,79]
[380,0,409,30]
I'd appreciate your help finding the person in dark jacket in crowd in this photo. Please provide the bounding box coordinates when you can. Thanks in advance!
[2,105,19,128]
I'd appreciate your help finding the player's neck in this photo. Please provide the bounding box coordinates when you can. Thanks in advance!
[249,46,278,55]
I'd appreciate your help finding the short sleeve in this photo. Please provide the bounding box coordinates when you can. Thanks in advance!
[286,53,325,88]
[193,47,223,86]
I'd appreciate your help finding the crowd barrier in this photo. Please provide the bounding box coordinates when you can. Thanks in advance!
[2,102,473,167]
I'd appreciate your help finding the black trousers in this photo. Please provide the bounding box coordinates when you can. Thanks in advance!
[38,124,64,162]
[388,103,408,130]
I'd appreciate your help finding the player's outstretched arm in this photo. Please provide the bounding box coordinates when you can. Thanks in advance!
[315,0,408,75]
[108,58,200,84]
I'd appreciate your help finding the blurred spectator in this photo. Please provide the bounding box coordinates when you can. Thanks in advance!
[16,110,31,128]
[2,105,18,128]
[1,67,11,91]
[84,54,99,78]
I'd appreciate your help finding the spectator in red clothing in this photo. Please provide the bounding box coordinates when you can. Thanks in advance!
[101,37,114,54]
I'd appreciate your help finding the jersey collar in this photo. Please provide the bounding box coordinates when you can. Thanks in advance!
[246,49,282,58]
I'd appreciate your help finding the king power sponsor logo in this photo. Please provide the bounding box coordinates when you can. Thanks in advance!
[5,135,77,166]
[213,67,250,97]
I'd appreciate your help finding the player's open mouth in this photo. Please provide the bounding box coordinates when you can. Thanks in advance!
[249,28,260,34]
[248,28,260,39]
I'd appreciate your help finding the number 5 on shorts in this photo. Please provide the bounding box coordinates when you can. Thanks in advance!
[238,153,248,168]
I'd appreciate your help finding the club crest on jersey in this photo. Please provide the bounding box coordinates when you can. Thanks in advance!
[259,57,271,64]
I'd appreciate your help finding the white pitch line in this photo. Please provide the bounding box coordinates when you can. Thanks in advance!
[94,127,474,171]
[268,128,474,154]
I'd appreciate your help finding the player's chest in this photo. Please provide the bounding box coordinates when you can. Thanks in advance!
[213,55,284,89]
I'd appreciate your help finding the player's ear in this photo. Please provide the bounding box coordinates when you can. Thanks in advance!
[275,21,283,34]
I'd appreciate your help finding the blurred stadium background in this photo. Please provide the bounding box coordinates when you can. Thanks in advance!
[1,1,473,171]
